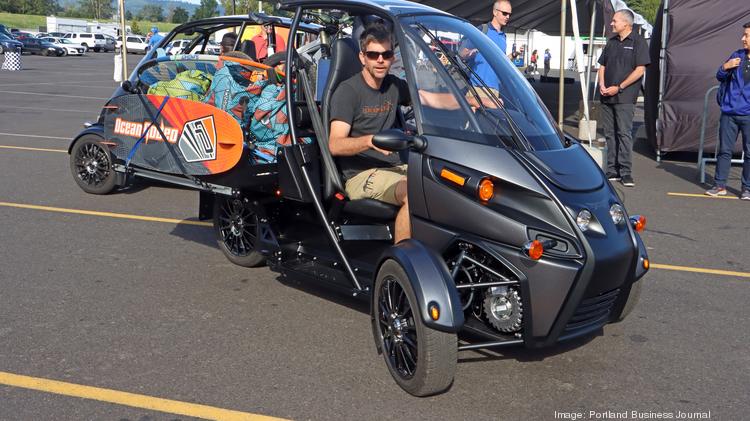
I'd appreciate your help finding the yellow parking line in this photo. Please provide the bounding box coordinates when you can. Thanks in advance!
[0,371,286,421]
[3,201,749,279]
[667,192,738,200]
[0,202,211,227]
[0,145,67,153]
[651,263,750,279]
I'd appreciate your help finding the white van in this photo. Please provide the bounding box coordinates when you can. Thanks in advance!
[63,32,105,52]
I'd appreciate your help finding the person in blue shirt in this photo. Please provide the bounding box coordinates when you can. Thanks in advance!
[706,22,750,200]
[147,27,164,49]
[458,0,512,91]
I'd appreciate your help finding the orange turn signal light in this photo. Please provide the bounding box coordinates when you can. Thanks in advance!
[440,168,466,186]
[642,258,650,270]
[631,215,647,232]
[524,240,544,260]
[478,178,495,202]
[428,303,440,321]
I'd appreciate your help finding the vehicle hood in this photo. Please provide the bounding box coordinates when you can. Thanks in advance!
[521,144,604,192]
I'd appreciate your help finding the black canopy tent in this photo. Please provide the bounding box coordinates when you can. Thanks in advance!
[644,0,750,158]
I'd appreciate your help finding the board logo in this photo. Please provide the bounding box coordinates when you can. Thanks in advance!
[179,116,217,162]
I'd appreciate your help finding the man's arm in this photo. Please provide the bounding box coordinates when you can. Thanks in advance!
[717,54,740,82]
[329,120,385,156]
[598,65,612,96]
[617,65,646,91]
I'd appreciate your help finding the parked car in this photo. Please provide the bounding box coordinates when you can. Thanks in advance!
[96,33,115,52]
[117,35,149,54]
[0,33,23,54]
[47,31,67,38]
[41,37,87,55]
[165,38,220,55]
[19,37,64,56]
[13,31,36,40]
[63,32,105,52]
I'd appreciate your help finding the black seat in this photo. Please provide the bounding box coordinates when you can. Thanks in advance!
[238,40,257,61]
[318,37,399,221]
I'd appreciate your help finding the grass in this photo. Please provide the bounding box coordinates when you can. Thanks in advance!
[0,12,178,35]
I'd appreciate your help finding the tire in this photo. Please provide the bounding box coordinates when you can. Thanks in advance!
[614,279,642,322]
[213,196,266,267]
[373,260,457,397]
[69,135,117,194]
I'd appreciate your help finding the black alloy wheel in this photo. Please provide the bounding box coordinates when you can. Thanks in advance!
[69,135,117,194]
[213,197,265,267]
[373,260,457,396]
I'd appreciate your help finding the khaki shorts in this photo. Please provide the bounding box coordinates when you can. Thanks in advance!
[345,165,407,206]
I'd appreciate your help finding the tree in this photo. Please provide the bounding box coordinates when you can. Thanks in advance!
[139,4,164,22]
[627,0,661,25]
[130,20,141,35]
[125,10,133,20]
[74,0,116,20]
[171,7,189,24]
[0,0,58,15]
[218,0,274,15]
[192,0,218,20]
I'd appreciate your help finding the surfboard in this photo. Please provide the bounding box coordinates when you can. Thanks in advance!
[102,94,244,176]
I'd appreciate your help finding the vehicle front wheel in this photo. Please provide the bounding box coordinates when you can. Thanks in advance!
[213,196,265,267]
[373,260,457,397]
[69,135,117,194]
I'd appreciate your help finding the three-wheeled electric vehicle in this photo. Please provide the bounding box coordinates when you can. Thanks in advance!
[68,1,649,396]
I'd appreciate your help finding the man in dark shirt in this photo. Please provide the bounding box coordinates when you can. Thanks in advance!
[329,24,464,243]
[597,9,650,187]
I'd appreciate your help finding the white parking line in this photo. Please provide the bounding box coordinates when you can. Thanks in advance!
[0,132,69,140]
[0,90,108,100]
[0,82,115,88]
[0,105,97,114]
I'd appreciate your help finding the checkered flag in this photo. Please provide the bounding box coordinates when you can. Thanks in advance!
[2,49,22,71]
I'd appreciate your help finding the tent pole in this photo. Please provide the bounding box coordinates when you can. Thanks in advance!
[656,0,670,162]
[570,0,592,143]
[586,1,597,100]
[558,0,567,130]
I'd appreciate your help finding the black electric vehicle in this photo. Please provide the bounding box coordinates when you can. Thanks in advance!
[68,1,649,396]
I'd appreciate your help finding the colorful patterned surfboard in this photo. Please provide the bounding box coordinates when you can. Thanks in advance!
[102,94,244,175]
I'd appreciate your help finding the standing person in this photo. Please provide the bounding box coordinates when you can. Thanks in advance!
[543,48,551,77]
[252,23,286,61]
[597,9,650,187]
[705,22,750,199]
[458,0,512,91]
[527,49,538,75]
[147,27,163,49]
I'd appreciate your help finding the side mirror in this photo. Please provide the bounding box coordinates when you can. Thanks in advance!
[372,129,427,152]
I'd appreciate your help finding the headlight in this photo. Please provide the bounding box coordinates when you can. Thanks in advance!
[576,209,592,232]
[609,204,625,225]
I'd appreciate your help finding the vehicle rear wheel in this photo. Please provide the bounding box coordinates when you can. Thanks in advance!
[70,135,117,194]
[614,279,642,322]
[213,197,265,267]
[373,260,457,397]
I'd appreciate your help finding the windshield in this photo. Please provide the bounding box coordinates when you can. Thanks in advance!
[399,15,564,151]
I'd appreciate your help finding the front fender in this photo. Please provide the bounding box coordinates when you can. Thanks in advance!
[67,124,105,154]
[633,231,649,281]
[375,240,464,333]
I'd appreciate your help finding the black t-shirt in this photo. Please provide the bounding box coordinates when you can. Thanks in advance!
[329,73,411,180]
[743,55,750,85]
[598,31,650,104]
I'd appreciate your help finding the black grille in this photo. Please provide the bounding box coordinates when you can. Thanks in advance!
[564,288,620,333]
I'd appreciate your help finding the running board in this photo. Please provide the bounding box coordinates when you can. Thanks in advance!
[114,164,235,196]
[336,224,392,241]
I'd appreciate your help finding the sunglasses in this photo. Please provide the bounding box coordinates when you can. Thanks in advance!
[495,9,512,17]
[364,50,395,60]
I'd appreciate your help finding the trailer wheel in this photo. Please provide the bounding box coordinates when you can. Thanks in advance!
[70,135,117,194]
[213,197,265,267]
[373,260,457,397]
[614,279,642,322]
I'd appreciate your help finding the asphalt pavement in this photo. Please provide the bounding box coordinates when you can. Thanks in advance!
[0,53,748,421]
